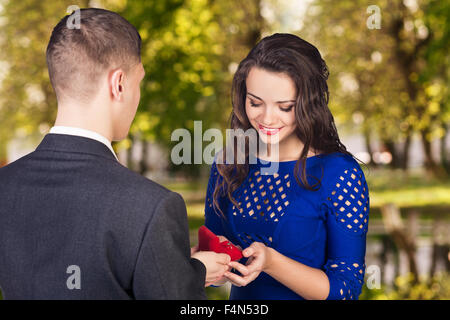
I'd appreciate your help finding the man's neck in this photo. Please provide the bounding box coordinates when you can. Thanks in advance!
[54,104,113,142]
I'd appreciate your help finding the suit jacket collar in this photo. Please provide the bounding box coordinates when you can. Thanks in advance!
[36,133,118,161]
[49,126,117,160]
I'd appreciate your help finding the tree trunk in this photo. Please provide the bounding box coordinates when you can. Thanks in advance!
[429,213,450,279]
[381,203,419,284]
[440,120,449,174]
[127,134,135,171]
[420,127,448,180]
[363,129,377,167]
[139,140,149,175]
[400,127,412,170]
[383,138,400,169]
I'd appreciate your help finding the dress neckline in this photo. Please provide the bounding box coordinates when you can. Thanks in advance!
[251,152,332,168]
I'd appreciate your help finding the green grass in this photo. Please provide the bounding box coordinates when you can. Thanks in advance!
[364,167,450,207]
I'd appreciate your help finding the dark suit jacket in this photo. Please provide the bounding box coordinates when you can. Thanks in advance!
[0,133,207,299]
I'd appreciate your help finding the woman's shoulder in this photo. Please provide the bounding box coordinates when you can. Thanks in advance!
[319,151,369,198]
[318,151,368,192]
[320,151,364,174]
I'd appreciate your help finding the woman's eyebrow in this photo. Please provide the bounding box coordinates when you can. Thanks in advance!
[247,92,296,103]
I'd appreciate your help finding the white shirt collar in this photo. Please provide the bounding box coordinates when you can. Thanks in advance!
[49,126,118,161]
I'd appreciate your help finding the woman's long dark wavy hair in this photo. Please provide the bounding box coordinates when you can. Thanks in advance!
[213,33,366,217]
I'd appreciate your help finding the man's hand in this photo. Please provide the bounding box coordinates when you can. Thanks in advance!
[205,236,240,286]
[191,250,231,286]
[191,235,242,286]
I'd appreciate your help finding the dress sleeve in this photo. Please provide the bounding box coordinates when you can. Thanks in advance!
[204,161,226,236]
[322,165,370,300]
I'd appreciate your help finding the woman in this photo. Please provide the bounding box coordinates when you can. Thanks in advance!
[204,33,370,300]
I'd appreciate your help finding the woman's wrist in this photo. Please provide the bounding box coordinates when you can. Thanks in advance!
[263,246,277,274]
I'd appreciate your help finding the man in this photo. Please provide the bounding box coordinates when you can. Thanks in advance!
[0,8,230,299]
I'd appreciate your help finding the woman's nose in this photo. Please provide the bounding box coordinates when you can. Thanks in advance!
[260,105,276,126]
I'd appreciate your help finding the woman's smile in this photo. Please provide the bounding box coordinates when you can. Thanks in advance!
[258,123,284,135]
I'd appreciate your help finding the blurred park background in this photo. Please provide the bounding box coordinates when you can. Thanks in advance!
[0,0,449,300]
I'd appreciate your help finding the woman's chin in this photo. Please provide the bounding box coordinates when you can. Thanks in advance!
[258,133,282,146]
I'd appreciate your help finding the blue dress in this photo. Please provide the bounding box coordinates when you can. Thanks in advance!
[204,152,370,300]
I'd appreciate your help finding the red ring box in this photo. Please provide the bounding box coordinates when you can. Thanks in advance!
[198,226,243,261]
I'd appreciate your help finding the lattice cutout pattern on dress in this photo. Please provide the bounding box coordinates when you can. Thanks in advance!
[326,167,369,234]
[204,160,370,300]
[232,170,292,246]
[324,259,366,300]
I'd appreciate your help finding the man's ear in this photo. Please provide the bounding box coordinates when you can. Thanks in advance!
[110,68,124,101]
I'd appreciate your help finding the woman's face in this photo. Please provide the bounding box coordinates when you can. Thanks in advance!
[245,67,298,147]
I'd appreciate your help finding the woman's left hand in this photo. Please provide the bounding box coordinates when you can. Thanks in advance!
[224,241,272,287]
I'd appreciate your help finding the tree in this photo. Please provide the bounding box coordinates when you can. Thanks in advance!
[0,0,90,160]
[0,0,267,177]
[108,0,266,176]
[301,0,449,177]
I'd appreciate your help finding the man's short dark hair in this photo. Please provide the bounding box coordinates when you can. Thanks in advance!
[46,8,142,102]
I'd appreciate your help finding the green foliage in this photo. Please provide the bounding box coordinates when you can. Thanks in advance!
[0,1,91,158]
[0,0,266,173]
[113,0,266,174]
[360,272,450,300]
[302,0,449,143]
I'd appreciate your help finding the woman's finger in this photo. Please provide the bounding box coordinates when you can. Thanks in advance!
[244,255,264,274]
[243,247,255,257]
[224,268,262,287]
[224,271,247,287]
[228,261,250,276]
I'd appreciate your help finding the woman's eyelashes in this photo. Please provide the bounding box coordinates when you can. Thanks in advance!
[249,99,295,112]
[249,99,295,113]
[249,100,262,107]
[280,105,295,112]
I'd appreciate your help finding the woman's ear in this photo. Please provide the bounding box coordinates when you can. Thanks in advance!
[110,68,124,101]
